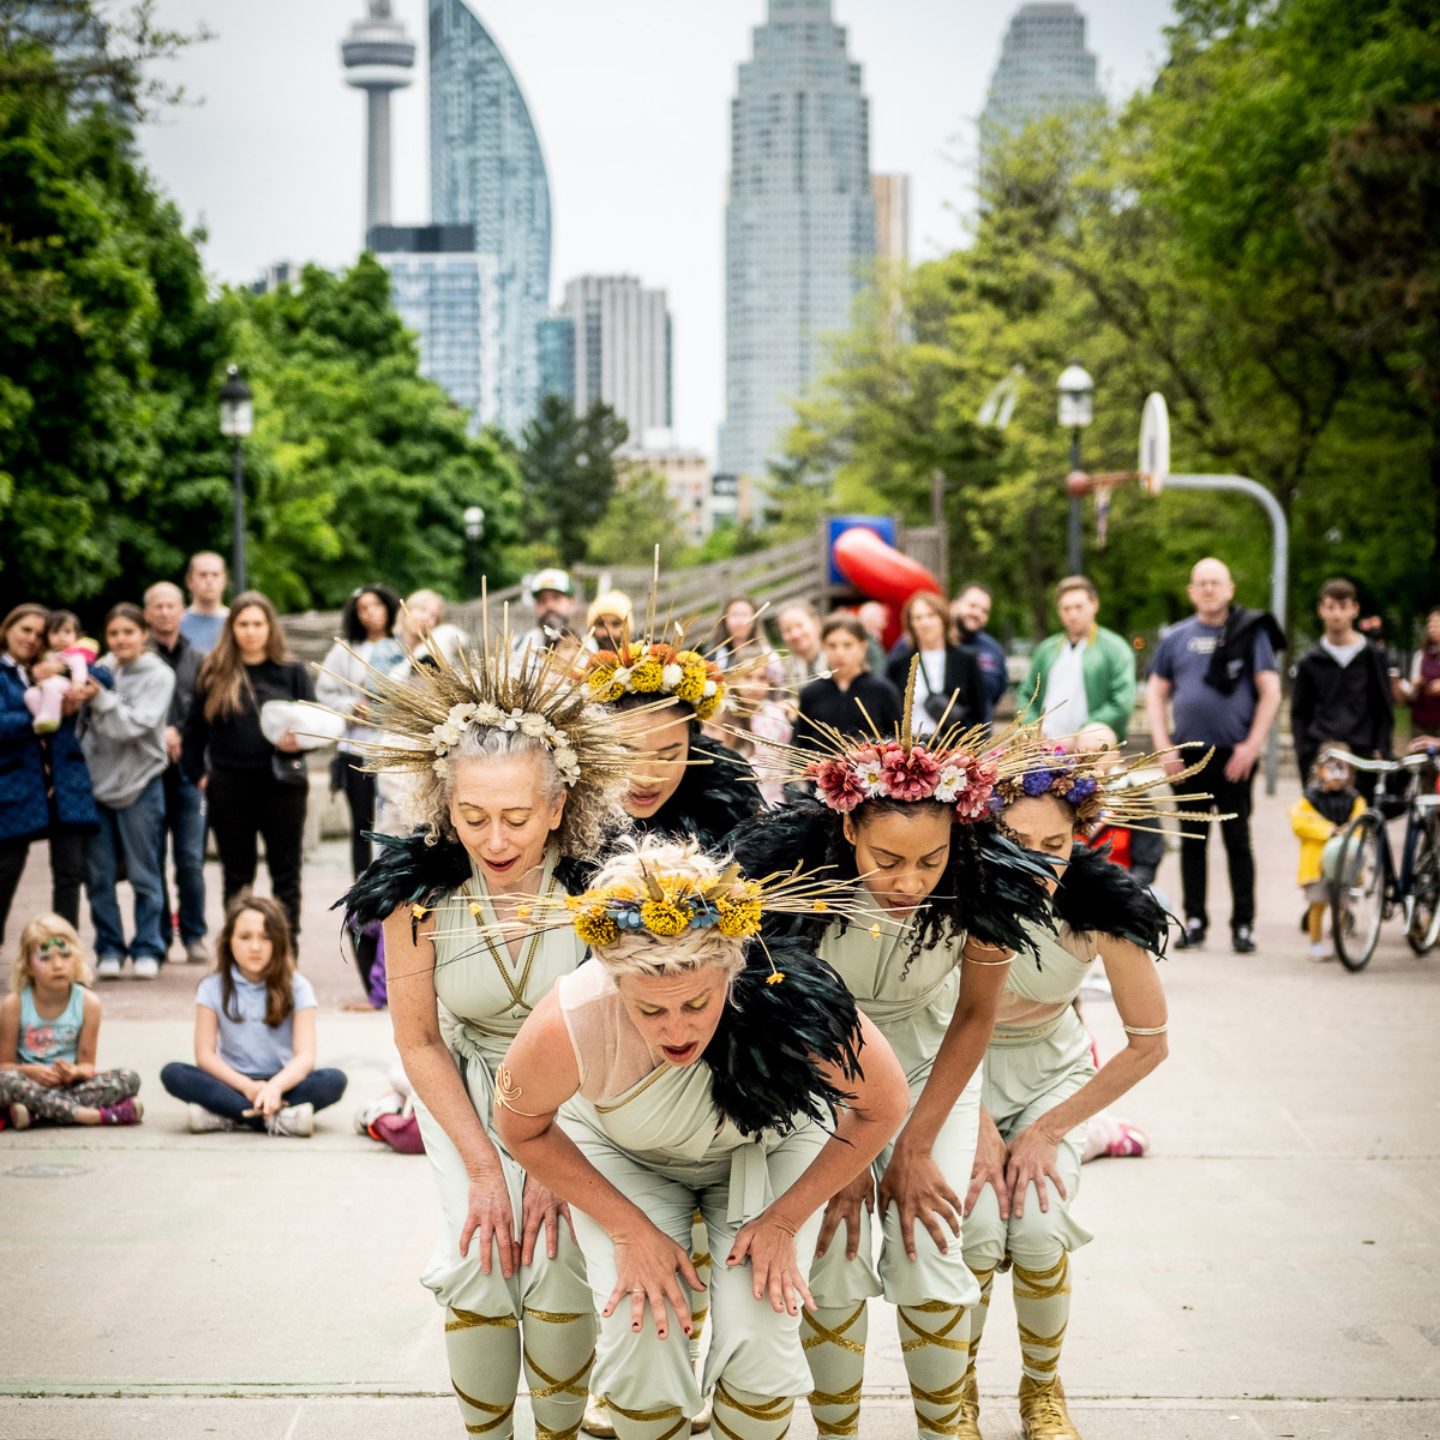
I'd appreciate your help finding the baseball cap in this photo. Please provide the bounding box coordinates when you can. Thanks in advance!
[529,568,573,599]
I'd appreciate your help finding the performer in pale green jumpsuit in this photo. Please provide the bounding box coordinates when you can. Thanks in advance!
[341,637,637,1440]
[961,756,1172,1440]
[493,837,913,1440]
[723,692,1057,1439]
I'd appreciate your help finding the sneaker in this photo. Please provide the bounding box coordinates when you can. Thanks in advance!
[583,1396,617,1438]
[132,957,160,980]
[1174,919,1206,950]
[1019,1373,1081,1439]
[690,1395,712,1433]
[1232,925,1257,954]
[266,1102,314,1138]
[187,1103,238,1134]
[954,1371,982,1440]
[1105,1120,1150,1158]
[9,1102,31,1130]
[184,939,211,965]
[95,956,124,980]
[1308,940,1334,961]
[354,1093,404,1136]
[99,1098,143,1125]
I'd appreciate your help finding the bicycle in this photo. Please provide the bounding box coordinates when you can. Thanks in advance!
[1326,747,1440,971]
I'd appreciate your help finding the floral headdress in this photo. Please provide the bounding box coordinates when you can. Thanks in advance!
[743,656,1054,821]
[461,857,885,983]
[314,602,636,795]
[583,638,727,722]
[991,733,1218,833]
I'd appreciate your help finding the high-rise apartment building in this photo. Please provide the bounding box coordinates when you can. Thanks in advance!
[719,0,875,481]
[872,174,910,263]
[560,276,672,443]
[537,315,576,405]
[429,0,551,436]
[980,3,1100,141]
[371,224,500,432]
[622,432,713,546]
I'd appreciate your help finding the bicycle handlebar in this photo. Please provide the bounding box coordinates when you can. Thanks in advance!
[1320,747,1438,775]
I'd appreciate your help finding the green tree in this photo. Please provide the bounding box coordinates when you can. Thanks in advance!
[220,256,521,611]
[0,62,230,613]
[586,470,687,568]
[513,395,629,567]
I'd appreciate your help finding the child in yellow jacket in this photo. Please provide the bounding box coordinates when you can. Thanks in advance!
[1289,746,1365,960]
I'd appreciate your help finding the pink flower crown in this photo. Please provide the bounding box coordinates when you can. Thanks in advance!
[806,741,1000,821]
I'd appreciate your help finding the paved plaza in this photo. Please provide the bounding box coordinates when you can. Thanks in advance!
[2,780,1438,1439]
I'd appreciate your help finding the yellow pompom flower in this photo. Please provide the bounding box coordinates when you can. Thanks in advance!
[640,900,692,937]
[575,910,620,948]
[629,658,664,693]
[674,650,705,669]
[717,900,762,937]
[675,665,707,704]
[695,692,723,722]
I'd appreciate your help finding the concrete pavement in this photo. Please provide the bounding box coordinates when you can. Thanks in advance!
[2,780,1439,1438]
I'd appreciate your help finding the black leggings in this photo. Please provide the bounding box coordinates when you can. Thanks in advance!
[0,830,87,945]
[205,768,307,937]
[339,753,376,878]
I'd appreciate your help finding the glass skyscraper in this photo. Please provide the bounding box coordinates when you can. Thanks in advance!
[980,3,1100,142]
[718,0,875,481]
[429,0,551,436]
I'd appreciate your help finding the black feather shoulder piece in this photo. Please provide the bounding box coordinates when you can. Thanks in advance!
[704,935,864,1139]
[340,830,596,936]
[964,827,1056,962]
[1054,844,1170,957]
[643,730,762,850]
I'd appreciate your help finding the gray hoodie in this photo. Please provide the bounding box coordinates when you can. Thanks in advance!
[80,651,176,809]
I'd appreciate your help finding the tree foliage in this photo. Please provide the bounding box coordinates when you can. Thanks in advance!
[773,0,1440,644]
[587,469,688,569]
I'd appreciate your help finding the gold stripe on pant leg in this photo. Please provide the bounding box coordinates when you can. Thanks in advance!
[800,1302,867,1437]
[711,1382,794,1440]
[897,1302,971,1438]
[522,1305,595,1440]
[604,1396,689,1440]
[1010,1254,1072,1386]
[446,1307,521,1438]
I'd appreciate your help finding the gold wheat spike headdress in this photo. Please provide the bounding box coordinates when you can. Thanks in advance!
[734,654,1057,820]
[992,727,1222,832]
[311,597,637,794]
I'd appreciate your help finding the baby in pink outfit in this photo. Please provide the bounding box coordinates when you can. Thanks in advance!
[24,611,99,735]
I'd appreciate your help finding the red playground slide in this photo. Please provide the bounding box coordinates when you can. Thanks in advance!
[832,525,944,650]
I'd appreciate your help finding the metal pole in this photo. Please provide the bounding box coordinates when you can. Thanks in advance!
[1067,429,1083,574]
[1167,474,1289,794]
[231,438,247,595]
[931,468,948,591]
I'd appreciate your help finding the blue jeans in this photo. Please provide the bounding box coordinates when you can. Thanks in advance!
[86,774,167,962]
[160,1062,349,1130]
[161,765,207,945]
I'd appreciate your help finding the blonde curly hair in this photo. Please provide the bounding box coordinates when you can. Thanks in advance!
[585,838,749,983]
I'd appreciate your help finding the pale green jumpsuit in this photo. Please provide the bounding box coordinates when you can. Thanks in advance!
[556,962,830,1440]
[960,919,1098,1393]
[804,915,1001,1439]
[414,845,596,1440]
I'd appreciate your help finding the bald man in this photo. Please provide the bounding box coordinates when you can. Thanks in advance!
[1146,558,1282,954]
[145,581,208,963]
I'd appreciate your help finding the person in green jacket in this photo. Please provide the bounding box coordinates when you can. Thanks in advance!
[1019,576,1136,747]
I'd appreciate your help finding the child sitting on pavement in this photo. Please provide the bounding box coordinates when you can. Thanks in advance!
[161,892,347,1136]
[0,914,142,1128]
[1289,745,1365,960]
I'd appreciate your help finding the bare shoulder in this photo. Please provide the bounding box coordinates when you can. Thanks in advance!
[81,988,103,1017]
[0,992,19,1021]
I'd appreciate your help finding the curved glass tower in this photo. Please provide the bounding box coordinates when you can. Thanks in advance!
[429,0,551,435]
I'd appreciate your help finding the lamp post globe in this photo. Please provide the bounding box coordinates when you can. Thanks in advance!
[462,506,486,597]
[219,365,253,593]
[1056,361,1093,573]
[463,506,485,543]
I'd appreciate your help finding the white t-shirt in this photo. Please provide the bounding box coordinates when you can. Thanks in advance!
[1042,639,1089,739]
[1321,637,1366,668]
[911,649,948,735]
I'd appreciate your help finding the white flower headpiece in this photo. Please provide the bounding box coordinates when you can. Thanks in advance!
[428,700,585,786]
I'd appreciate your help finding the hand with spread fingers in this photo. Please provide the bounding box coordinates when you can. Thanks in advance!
[461,1168,520,1279]
[878,1139,964,1260]
[519,1175,574,1267]
[963,1110,1011,1220]
[1004,1119,1068,1218]
[728,1209,814,1316]
[815,1165,875,1262]
[605,1222,704,1340]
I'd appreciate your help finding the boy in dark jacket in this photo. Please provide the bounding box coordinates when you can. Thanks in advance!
[1291,579,1393,802]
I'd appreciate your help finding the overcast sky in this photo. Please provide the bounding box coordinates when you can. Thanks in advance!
[138,0,1174,454]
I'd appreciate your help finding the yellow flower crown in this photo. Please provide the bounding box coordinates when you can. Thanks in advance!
[583,640,727,722]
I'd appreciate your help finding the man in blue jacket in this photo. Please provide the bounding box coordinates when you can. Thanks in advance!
[951,583,1009,723]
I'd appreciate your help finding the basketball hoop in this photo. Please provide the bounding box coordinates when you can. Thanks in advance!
[1139,392,1170,496]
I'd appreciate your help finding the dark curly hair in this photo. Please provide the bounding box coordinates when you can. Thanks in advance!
[340,584,402,644]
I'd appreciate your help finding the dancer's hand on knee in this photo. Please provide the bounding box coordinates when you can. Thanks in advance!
[729,1212,814,1316]
[520,1176,574,1267]
[462,1170,519,1279]
[816,1167,874,1261]
[606,1224,702,1340]
[1004,1122,1066,1217]
[879,1142,963,1261]
[964,1115,1011,1220]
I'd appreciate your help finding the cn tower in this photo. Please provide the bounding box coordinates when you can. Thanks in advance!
[340,0,416,237]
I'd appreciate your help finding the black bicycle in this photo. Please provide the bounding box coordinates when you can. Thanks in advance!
[1326,748,1440,971]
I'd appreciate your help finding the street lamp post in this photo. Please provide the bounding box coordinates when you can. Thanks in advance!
[463,506,485,598]
[218,366,254,594]
[1057,362,1094,575]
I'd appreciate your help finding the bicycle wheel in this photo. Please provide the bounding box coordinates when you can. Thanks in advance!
[1330,811,1384,971]
[1406,814,1440,956]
